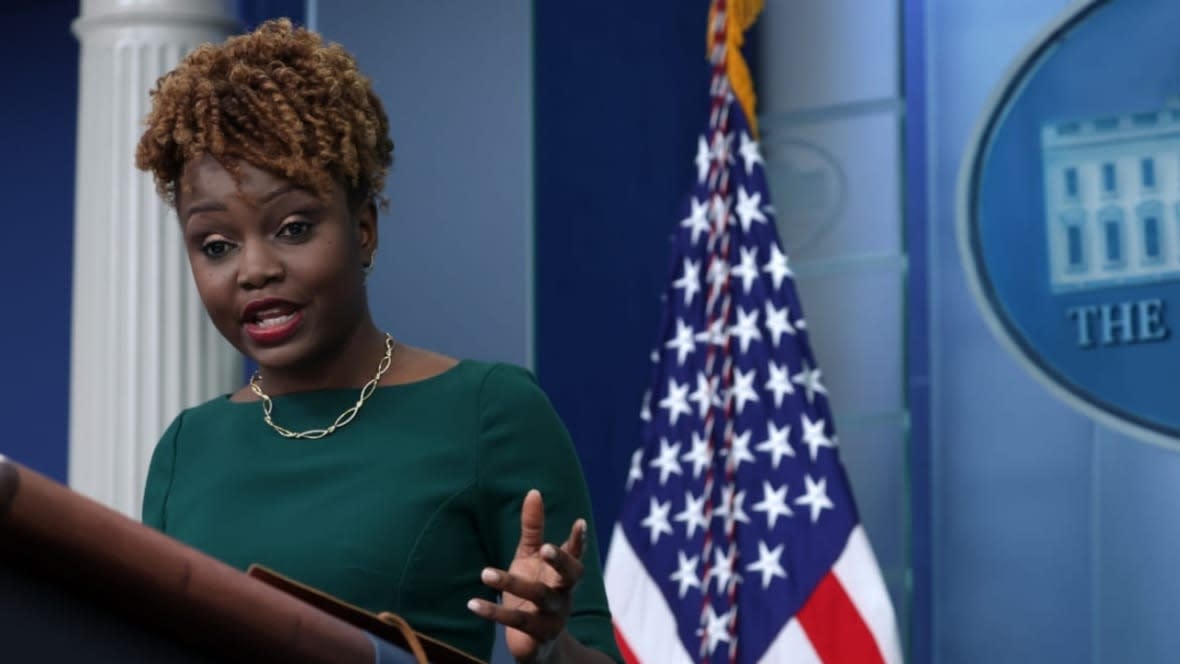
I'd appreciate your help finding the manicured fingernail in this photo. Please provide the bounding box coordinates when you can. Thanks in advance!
[481,569,500,583]
[467,599,481,613]
[542,544,557,559]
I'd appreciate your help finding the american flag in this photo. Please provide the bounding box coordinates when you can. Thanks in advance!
[603,2,902,662]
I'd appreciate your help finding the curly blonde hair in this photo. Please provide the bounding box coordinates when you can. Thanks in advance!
[136,18,393,209]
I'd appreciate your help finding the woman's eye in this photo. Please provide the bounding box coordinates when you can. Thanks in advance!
[200,240,232,258]
[278,221,312,239]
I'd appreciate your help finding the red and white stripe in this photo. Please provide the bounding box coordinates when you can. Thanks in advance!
[604,524,903,664]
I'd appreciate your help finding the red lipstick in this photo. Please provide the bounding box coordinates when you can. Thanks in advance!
[241,298,303,345]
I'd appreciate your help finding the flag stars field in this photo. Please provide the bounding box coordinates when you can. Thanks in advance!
[795,474,835,523]
[681,431,712,478]
[764,302,795,345]
[641,497,674,545]
[669,551,702,598]
[801,414,835,461]
[738,130,763,174]
[698,604,734,657]
[763,361,795,407]
[688,373,720,420]
[681,197,711,244]
[714,485,750,530]
[658,378,692,425]
[705,253,731,291]
[734,186,769,232]
[762,243,793,289]
[604,3,901,661]
[674,491,710,539]
[665,318,697,365]
[792,361,826,404]
[705,547,741,596]
[650,438,684,485]
[729,307,763,353]
[731,246,761,293]
[746,540,789,589]
[694,318,728,348]
[721,428,756,473]
[626,448,644,490]
[751,480,794,528]
[708,130,735,172]
[755,421,795,468]
[672,258,701,306]
[728,367,760,414]
[694,136,712,184]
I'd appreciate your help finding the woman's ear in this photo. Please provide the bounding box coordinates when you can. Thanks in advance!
[356,200,379,263]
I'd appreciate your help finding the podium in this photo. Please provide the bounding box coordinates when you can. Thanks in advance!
[0,456,376,663]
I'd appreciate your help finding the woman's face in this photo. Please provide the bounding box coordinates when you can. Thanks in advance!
[177,155,377,372]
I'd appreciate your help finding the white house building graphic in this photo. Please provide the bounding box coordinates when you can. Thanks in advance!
[1042,106,1180,292]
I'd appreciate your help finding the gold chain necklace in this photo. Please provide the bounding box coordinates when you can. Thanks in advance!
[249,333,396,439]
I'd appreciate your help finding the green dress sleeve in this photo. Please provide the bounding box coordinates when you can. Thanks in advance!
[474,364,623,663]
[142,411,184,530]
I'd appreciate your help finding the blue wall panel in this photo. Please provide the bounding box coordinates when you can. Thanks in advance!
[0,0,79,482]
[236,0,305,30]
[1095,431,1180,662]
[534,0,712,554]
[927,1,1094,661]
[902,0,931,659]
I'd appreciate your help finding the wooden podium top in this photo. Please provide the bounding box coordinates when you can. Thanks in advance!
[0,457,375,663]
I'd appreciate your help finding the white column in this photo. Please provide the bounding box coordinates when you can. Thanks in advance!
[70,0,241,517]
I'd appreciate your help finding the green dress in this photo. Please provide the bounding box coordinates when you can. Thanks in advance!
[142,361,622,663]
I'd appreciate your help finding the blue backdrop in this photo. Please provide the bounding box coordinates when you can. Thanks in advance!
[0,0,79,482]
[534,0,712,557]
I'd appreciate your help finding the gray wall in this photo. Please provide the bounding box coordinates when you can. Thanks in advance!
[315,1,532,367]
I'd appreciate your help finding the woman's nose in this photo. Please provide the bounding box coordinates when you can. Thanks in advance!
[236,241,284,289]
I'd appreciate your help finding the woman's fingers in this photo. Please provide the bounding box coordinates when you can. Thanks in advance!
[541,543,584,590]
[483,540,584,597]
[516,489,546,556]
[466,598,563,641]
[473,491,596,649]
[480,567,567,612]
[560,518,587,559]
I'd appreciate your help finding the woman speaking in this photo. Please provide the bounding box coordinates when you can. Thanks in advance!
[136,18,620,664]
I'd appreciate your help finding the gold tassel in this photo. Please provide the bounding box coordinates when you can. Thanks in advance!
[706,0,765,137]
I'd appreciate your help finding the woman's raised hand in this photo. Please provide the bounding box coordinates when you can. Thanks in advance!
[467,489,586,663]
